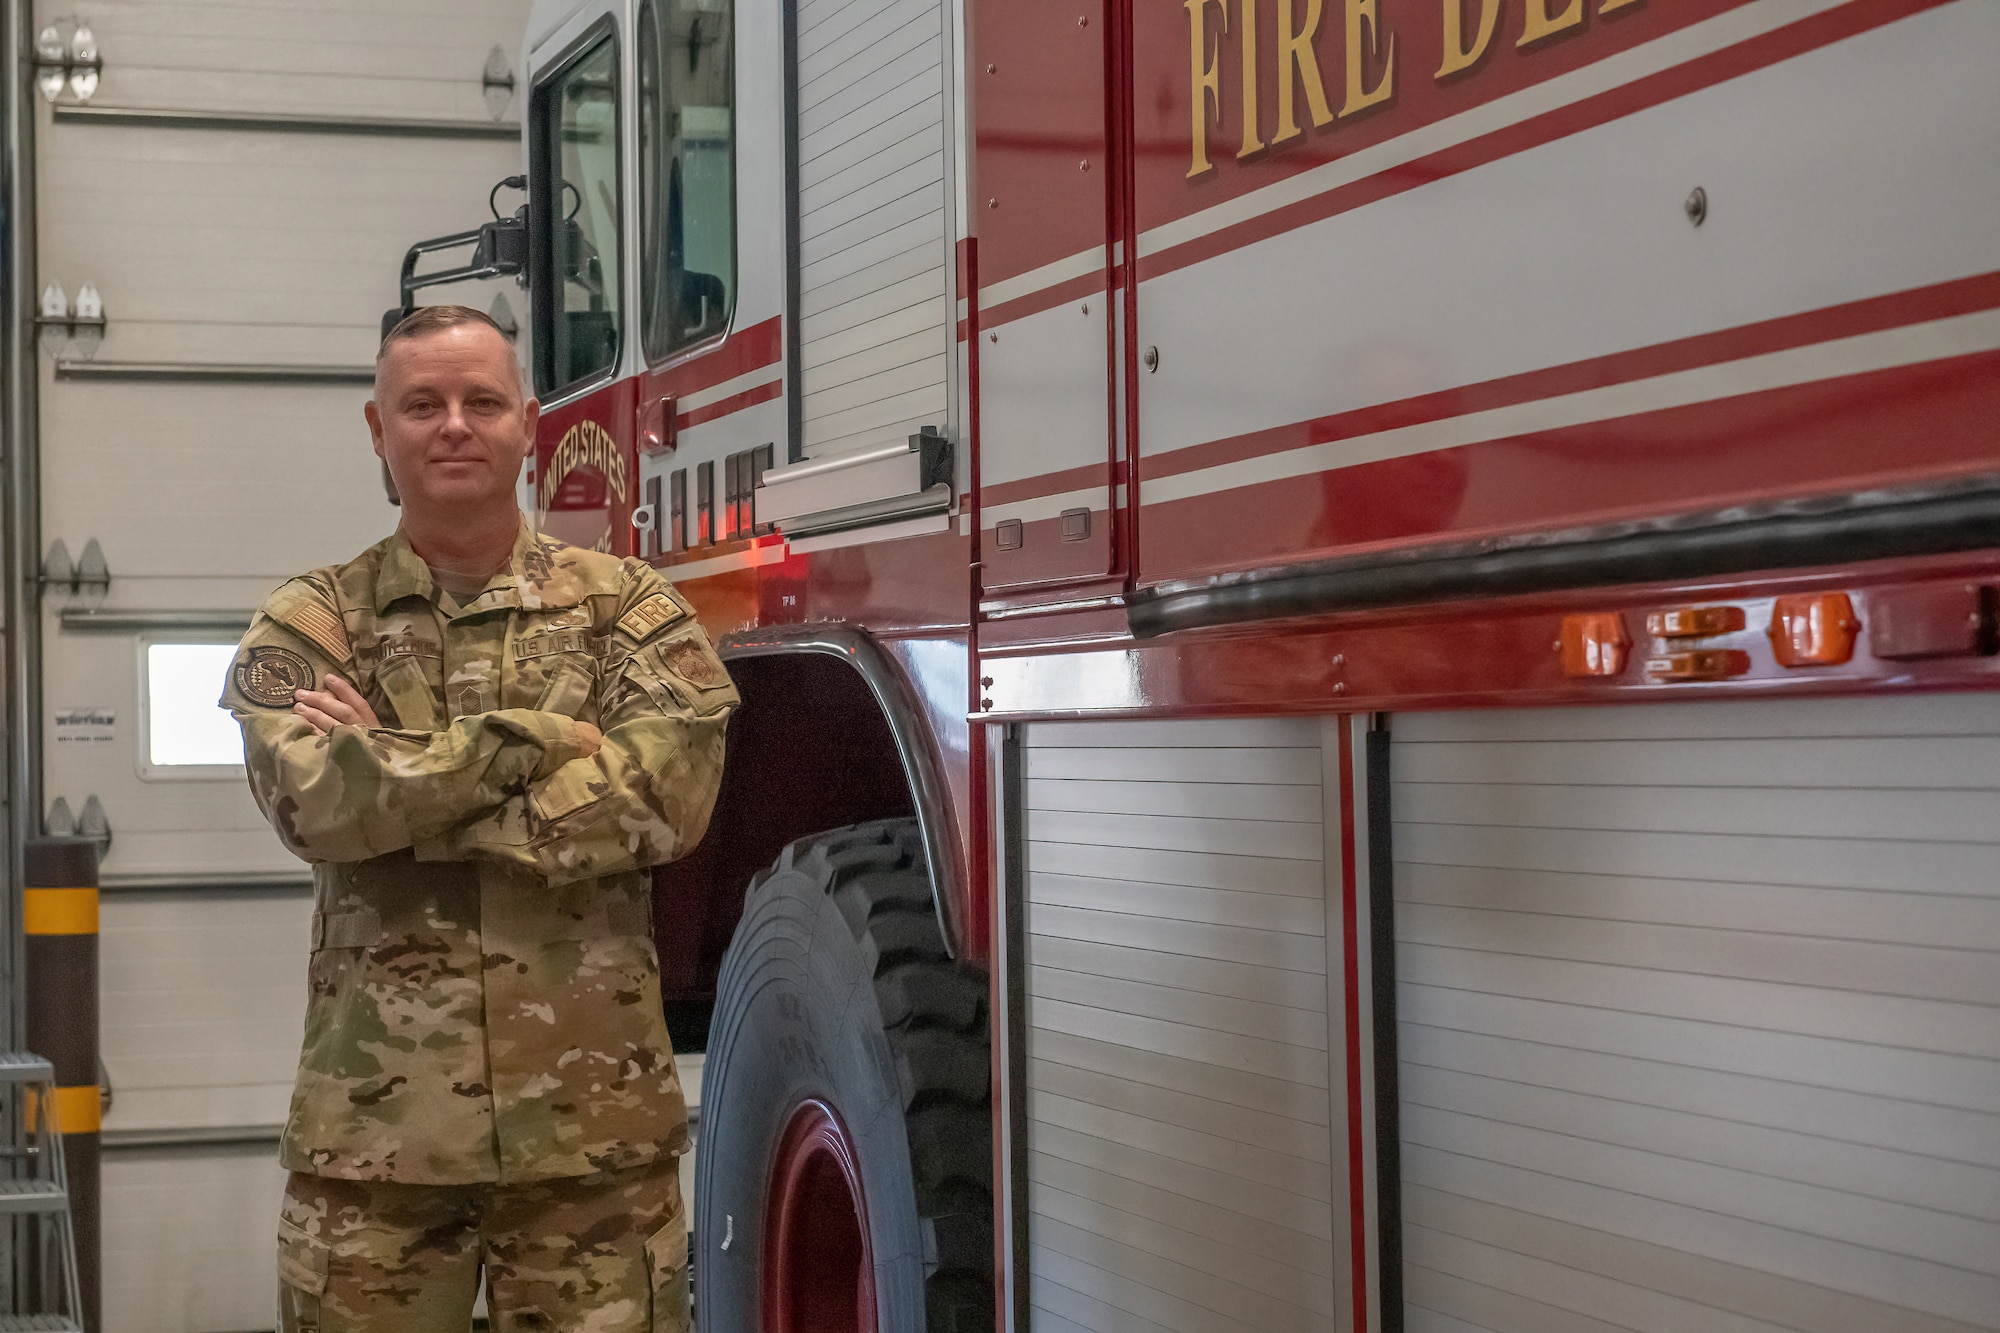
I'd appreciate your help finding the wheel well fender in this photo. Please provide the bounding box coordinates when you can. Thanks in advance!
[649,626,965,1041]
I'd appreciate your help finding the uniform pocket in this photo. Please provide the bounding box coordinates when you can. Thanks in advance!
[528,756,604,826]
[634,630,739,718]
[533,653,599,719]
[644,1206,691,1333]
[373,651,443,731]
[276,1216,329,1331]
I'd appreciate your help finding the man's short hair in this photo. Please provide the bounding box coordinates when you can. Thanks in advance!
[378,305,506,361]
[376,304,527,393]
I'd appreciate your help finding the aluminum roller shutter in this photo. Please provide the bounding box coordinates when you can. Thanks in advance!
[1019,718,1346,1333]
[1391,694,2000,1333]
[793,0,950,462]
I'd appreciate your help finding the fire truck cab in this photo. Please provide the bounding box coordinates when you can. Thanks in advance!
[397,0,2000,1330]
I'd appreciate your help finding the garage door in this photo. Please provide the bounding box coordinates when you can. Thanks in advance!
[1017,718,1358,1333]
[1392,693,2000,1333]
[28,3,534,1327]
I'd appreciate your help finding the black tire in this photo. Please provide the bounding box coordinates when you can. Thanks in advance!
[695,819,993,1333]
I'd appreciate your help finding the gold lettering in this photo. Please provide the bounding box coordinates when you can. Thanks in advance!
[1436,0,1499,78]
[1342,0,1396,117]
[1519,0,1584,46]
[1239,0,1266,157]
[1598,0,1640,11]
[1274,0,1334,142]
[1186,0,1227,177]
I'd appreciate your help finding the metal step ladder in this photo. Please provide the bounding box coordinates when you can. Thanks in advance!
[0,1054,83,1333]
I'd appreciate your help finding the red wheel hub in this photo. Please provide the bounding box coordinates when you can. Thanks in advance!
[762,1100,877,1333]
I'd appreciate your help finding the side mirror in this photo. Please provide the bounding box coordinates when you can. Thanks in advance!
[473,212,528,277]
[386,176,531,331]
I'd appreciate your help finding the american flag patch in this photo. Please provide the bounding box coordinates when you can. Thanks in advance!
[285,600,350,664]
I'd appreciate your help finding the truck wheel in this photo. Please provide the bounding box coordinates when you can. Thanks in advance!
[695,819,993,1333]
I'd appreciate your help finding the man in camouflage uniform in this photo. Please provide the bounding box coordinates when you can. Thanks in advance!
[223,306,736,1332]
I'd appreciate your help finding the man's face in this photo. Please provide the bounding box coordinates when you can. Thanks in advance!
[366,324,539,517]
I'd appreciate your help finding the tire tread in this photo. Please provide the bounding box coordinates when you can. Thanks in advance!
[747,819,993,1331]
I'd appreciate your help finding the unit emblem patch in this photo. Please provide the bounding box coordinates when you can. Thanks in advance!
[235,646,315,708]
[617,592,685,642]
[657,638,723,689]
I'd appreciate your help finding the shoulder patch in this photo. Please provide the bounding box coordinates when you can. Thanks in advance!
[656,636,726,690]
[267,581,350,664]
[234,646,316,708]
[617,591,687,642]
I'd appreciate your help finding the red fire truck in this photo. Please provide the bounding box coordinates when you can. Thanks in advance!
[395,1,2000,1330]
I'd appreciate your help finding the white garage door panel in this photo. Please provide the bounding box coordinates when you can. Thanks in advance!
[43,382,402,579]
[102,1145,289,1333]
[1392,693,2000,1333]
[62,0,521,120]
[42,124,521,365]
[100,890,309,1132]
[1023,718,1339,1333]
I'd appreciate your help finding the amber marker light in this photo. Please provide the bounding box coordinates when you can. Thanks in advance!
[1645,649,1752,682]
[1769,593,1860,667]
[1556,613,1629,677]
[1646,605,1746,638]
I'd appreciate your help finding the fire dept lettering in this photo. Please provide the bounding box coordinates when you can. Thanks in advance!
[538,420,631,554]
[616,592,685,643]
[1186,0,1635,178]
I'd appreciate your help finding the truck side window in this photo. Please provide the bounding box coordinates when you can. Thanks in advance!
[532,33,622,396]
[638,0,735,361]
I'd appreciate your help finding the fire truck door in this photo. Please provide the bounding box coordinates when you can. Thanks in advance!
[972,0,1122,593]
[528,12,640,558]
[29,3,534,1326]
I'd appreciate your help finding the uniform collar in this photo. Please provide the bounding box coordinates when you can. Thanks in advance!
[373,518,586,616]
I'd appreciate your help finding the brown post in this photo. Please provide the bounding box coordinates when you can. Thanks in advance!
[25,836,99,1333]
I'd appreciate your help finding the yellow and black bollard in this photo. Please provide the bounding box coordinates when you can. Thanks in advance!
[25,836,100,1333]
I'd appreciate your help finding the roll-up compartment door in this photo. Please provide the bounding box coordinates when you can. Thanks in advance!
[1017,718,1352,1333]
[1391,693,2000,1333]
[793,0,951,464]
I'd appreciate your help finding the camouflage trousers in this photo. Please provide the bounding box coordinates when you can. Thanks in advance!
[276,1158,689,1333]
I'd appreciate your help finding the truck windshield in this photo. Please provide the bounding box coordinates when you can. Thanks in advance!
[637,0,735,361]
[532,33,622,396]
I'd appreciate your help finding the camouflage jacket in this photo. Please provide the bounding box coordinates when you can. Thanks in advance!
[222,520,737,1186]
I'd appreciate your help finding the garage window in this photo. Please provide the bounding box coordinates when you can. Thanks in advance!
[143,642,244,775]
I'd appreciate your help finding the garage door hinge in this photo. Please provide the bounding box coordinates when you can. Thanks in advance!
[482,46,515,119]
[34,17,101,104]
[40,538,110,595]
[44,794,111,853]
